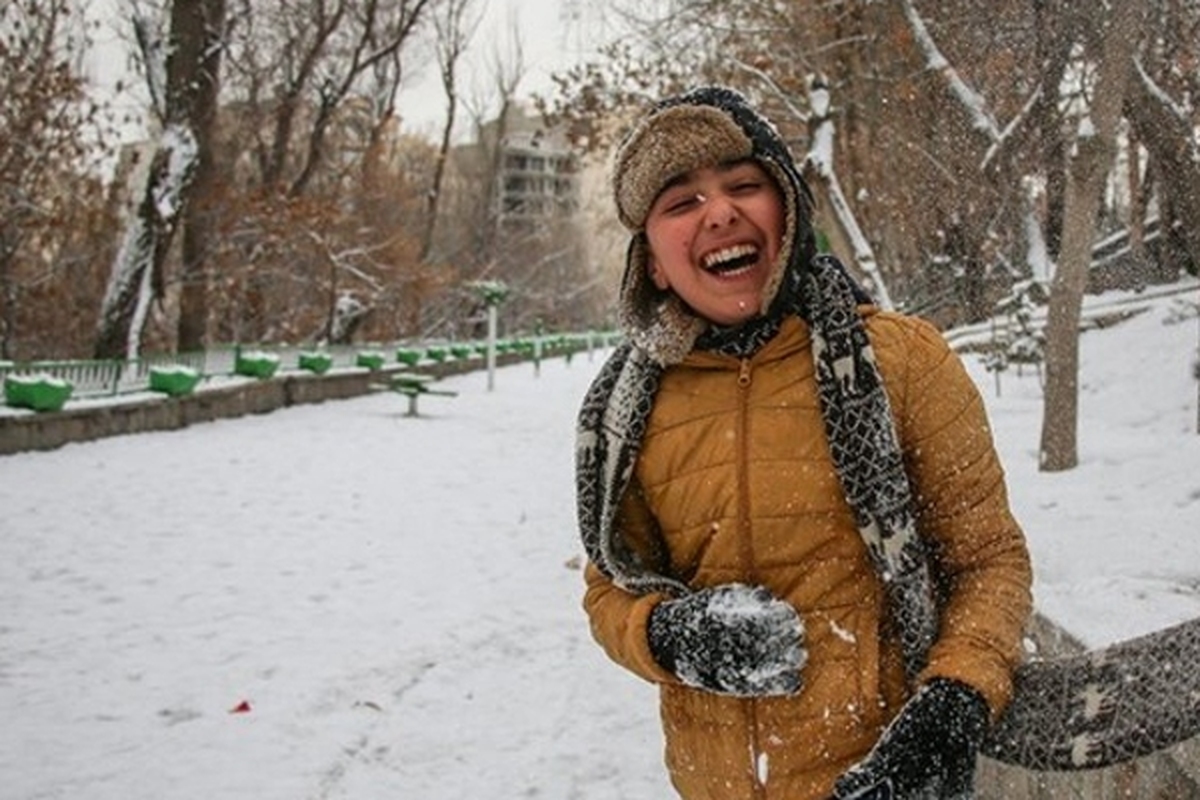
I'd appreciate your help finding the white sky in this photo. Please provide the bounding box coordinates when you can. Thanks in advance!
[82,0,606,144]
[396,0,605,137]
[1,279,1199,797]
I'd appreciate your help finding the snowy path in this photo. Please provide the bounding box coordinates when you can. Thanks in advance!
[0,357,671,799]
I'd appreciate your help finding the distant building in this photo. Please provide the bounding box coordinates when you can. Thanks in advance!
[495,123,580,225]
[451,104,581,233]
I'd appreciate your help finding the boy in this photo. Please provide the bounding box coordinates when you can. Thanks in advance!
[575,86,1032,800]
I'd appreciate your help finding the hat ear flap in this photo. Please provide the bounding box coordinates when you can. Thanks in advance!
[619,235,664,328]
[618,235,706,366]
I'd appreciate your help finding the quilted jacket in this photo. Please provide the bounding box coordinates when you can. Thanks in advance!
[582,311,1032,800]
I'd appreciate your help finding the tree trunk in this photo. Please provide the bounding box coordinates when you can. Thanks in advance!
[177,0,227,352]
[0,265,15,360]
[1039,3,1143,472]
[94,1,219,360]
[422,92,457,263]
[1125,127,1148,288]
[1124,64,1200,278]
[1033,0,1074,265]
[802,79,894,309]
[94,135,196,360]
[421,0,476,263]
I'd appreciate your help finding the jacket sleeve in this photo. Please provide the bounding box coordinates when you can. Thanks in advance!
[581,480,679,685]
[884,316,1033,717]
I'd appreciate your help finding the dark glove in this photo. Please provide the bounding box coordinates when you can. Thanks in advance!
[832,678,989,800]
[647,583,805,697]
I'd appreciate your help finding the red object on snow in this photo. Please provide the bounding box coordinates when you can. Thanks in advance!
[229,700,252,714]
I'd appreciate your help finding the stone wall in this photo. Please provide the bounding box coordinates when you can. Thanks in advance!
[0,354,526,457]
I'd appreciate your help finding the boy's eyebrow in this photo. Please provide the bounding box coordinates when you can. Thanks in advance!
[658,159,756,194]
[658,172,695,195]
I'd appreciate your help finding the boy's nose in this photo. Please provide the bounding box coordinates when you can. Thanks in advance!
[702,193,740,228]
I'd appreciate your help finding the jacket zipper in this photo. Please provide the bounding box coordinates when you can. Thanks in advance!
[737,357,767,800]
[736,357,755,575]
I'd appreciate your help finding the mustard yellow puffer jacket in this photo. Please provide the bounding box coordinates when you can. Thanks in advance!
[583,310,1032,800]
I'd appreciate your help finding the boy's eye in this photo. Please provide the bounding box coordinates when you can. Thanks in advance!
[661,193,701,214]
[729,179,763,194]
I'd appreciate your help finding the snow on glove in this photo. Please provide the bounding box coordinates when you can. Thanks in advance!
[831,678,989,800]
[647,583,806,697]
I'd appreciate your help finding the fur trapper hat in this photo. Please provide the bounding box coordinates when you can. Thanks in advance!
[612,104,755,231]
[610,87,817,365]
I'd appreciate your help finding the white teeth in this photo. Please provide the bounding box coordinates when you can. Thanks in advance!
[703,244,758,270]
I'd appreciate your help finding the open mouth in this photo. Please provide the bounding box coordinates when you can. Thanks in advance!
[702,243,760,275]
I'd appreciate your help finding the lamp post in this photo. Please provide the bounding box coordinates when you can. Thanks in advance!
[468,280,510,391]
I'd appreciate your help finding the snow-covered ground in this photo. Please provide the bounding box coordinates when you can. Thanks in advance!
[974,282,1200,646]
[1,282,1198,799]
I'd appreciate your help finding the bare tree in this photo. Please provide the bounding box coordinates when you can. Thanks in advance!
[0,0,113,359]
[1039,3,1145,471]
[798,75,893,308]
[421,0,481,261]
[1125,60,1200,277]
[445,15,527,269]
[183,0,443,344]
[176,0,228,352]
[94,0,227,359]
[223,0,437,197]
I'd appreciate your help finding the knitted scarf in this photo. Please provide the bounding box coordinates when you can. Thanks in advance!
[575,253,939,678]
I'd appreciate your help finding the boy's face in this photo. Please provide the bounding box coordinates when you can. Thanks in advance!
[643,160,785,327]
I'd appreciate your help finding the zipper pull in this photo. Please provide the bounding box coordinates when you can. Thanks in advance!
[738,358,752,388]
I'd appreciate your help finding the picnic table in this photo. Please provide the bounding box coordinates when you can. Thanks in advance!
[371,372,457,416]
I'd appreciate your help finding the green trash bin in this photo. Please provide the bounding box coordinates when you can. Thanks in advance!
[356,351,386,370]
[235,351,281,379]
[396,348,422,367]
[298,352,334,374]
[149,365,202,397]
[3,374,73,412]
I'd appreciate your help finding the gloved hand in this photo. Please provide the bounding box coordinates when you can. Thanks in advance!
[831,678,990,800]
[647,583,805,697]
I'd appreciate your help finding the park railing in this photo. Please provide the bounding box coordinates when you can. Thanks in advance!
[0,330,622,414]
